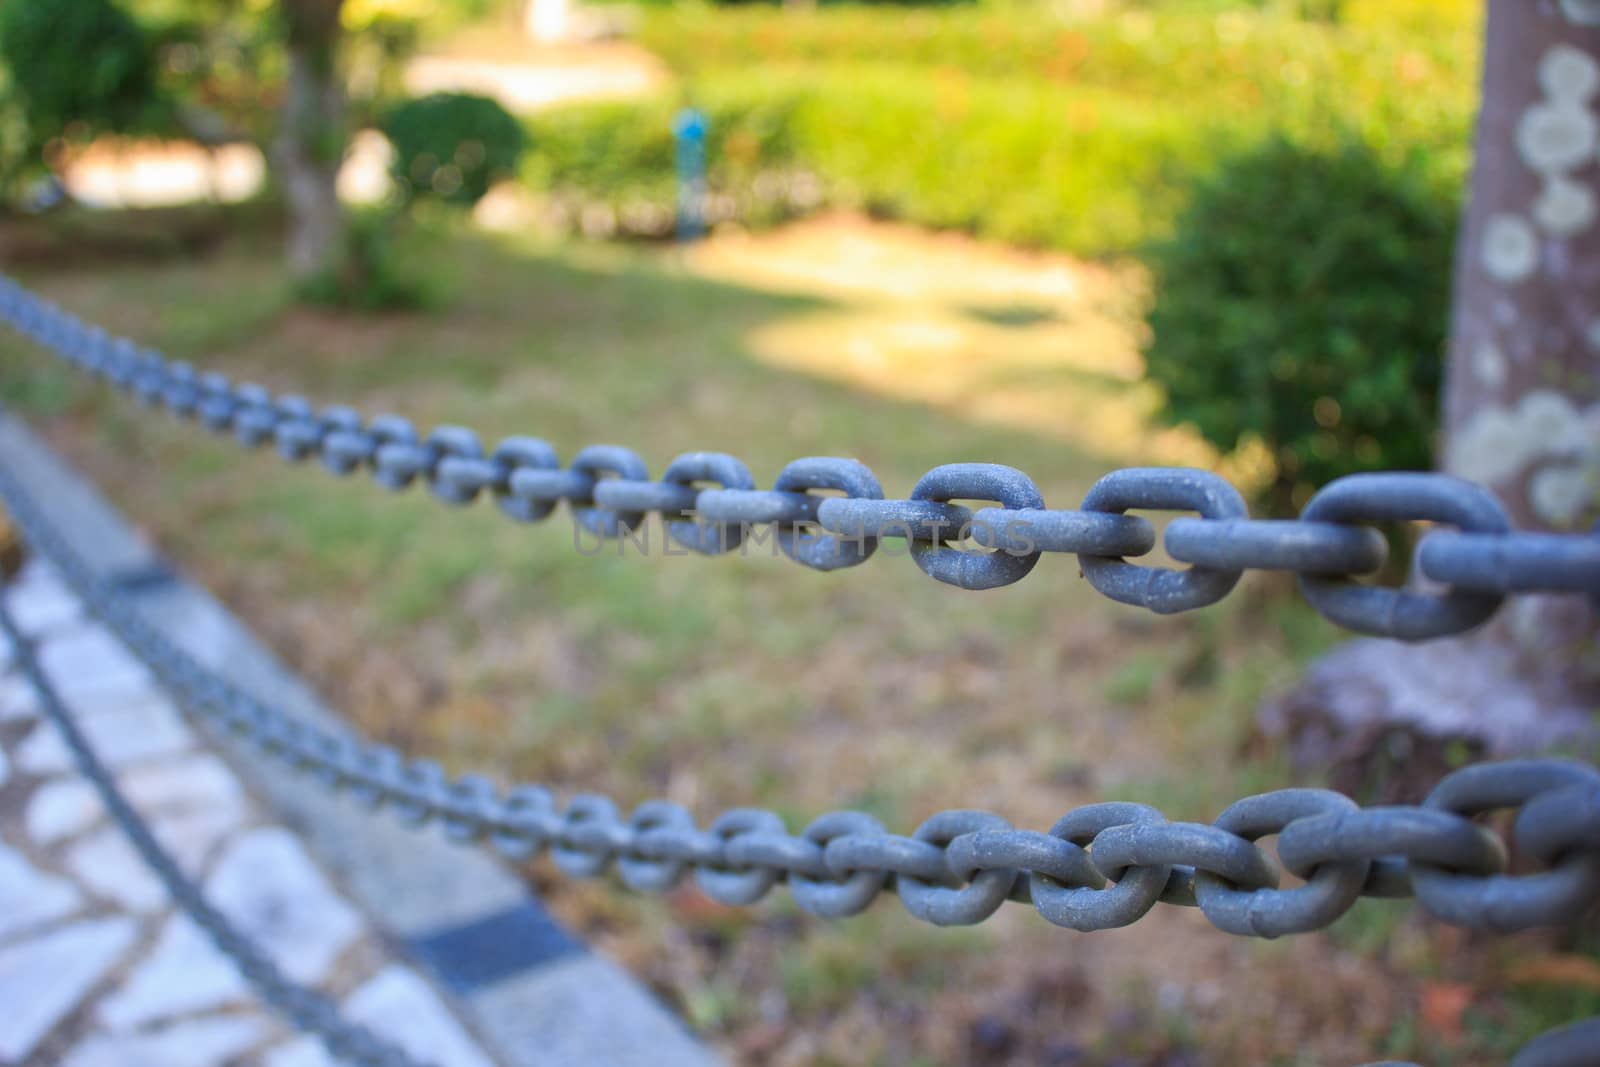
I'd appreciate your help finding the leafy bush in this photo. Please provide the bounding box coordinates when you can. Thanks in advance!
[1140,136,1457,514]
[0,0,160,149]
[382,92,526,207]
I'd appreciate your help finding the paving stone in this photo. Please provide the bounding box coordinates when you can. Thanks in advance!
[98,915,249,1029]
[61,1014,271,1067]
[0,841,83,942]
[4,569,84,635]
[0,916,138,1063]
[64,827,167,913]
[16,694,193,775]
[264,966,496,1067]
[25,777,105,844]
[121,753,245,816]
[206,828,363,986]
[0,674,40,722]
[38,625,151,695]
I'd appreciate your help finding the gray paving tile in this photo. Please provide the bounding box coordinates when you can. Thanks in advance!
[98,915,250,1029]
[206,828,364,987]
[0,916,138,1062]
[0,840,83,942]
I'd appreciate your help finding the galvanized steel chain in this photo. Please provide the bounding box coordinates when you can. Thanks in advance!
[3,276,1598,641]
[0,598,433,1067]
[2,464,1597,942]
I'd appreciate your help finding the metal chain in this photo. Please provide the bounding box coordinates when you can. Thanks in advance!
[3,276,1597,641]
[0,598,433,1067]
[2,463,1596,942]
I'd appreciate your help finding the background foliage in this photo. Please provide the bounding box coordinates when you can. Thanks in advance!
[522,0,1475,257]
[0,0,163,177]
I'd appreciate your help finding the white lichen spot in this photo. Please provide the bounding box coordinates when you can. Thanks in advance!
[1540,45,1600,103]
[1533,176,1598,236]
[1472,340,1507,388]
[1448,409,1533,485]
[1560,0,1600,27]
[1529,464,1595,526]
[1481,214,1538,283]
[1448,397,1600,491]
[1519,389,1590,455]
[1515,102,1598,174]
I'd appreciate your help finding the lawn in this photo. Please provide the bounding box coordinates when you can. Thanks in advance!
[2,206,1587,1065]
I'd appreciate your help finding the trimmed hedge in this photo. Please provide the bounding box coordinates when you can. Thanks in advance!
[636,2,1478,124]
[525,70,1219,254]
[523,2,1474,256]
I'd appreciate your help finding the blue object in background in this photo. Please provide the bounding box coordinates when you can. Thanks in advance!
[674,108,708,243]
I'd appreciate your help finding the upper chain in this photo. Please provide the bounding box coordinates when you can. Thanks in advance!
[2,461,1597,941]
[3,277,1598,642]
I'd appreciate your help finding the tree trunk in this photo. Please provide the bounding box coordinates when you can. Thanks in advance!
[277,0,347,287]
[1261,1,1600,794]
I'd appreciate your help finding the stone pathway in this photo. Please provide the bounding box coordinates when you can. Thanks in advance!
[0,560,500,1067]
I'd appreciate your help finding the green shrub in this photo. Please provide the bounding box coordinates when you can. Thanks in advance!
[382,92,526,207]
[1140,136,1456,514]
[0,0,160,155]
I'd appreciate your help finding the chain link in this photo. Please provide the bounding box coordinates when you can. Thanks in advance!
[0,596,433,1067]
[4,276,1598,640]
[2,464,1596,944]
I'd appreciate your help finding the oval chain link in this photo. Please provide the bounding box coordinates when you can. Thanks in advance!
[6,277,1597,638]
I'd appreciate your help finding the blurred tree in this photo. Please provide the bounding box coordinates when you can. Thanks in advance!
[277,0,349,287]
[1267,1,1600,788]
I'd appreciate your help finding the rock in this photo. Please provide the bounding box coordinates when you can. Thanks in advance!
[98,916,249,1029]
[16,693,193,775]
[61,1014,270,1067]
[264,966,495,1067]
[25,777,105,844]
[64,828,167,913]
[205,828,363,986]
[0,841,83,941]
[1258,633,1598,797]
[0,916,138,1063]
